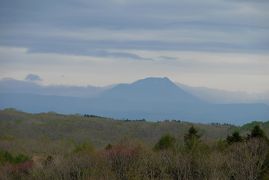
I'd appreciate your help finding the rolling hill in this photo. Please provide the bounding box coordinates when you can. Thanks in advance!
[0,109,268,150]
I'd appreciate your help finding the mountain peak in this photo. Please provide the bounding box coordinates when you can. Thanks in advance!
[132,77,174,87]
[135,77,171,82]
[101,77,202,104]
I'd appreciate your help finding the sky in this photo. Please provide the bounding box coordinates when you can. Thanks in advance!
[0,0,268,93]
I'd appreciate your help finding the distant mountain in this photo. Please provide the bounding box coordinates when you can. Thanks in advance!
[0,77,269,124]
[177,83,269,104]
[0,78,110,97]
[100,77,203,104]
[1,77,268,104]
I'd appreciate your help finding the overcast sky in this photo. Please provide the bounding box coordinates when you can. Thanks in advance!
[0,0,268,92]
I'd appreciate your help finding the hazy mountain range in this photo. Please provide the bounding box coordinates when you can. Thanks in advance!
[0,77,268,124]
[177,83,269,105]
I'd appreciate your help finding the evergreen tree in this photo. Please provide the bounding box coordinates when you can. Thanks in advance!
[250,125,265,138]
[226,131,243,144]
[184,126,201,149]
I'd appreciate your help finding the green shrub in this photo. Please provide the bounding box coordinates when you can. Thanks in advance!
[0,150,30,164]
[226,131,243,144]
[154,134,176,150]
[73,142,95,154]
[0,150,13,164]
[105,144,113,150]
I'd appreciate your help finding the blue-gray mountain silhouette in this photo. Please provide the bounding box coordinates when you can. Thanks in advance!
[100,77,203,104]
[0,77,268,124]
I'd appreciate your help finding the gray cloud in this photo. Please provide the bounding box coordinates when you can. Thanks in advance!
[27,47,152,60]
[0,0,268,58]
[157,56,178,61]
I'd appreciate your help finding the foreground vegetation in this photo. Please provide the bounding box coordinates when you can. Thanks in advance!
[0,109,269,179]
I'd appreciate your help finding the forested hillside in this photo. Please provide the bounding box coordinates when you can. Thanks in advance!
[0,109,237,150]
[1,109,269,179]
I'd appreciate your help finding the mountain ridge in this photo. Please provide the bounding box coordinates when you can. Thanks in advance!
[0,77,269,124]
[1,77,268,104]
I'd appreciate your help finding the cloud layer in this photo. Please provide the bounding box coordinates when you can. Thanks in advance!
[1,0,268,57]
[0,0,268,92]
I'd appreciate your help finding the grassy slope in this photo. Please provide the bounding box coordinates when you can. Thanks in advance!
[0,109,267,155]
